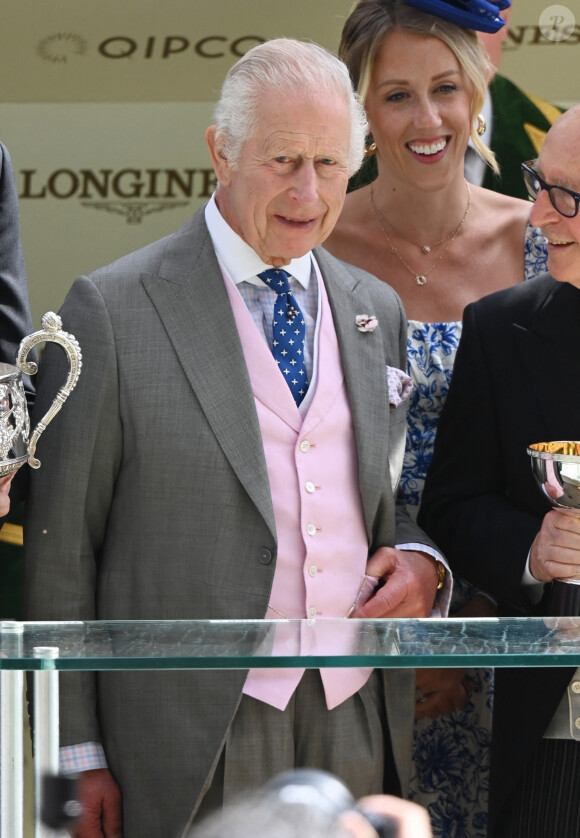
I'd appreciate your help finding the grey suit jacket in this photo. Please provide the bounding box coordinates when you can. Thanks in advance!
[24,208,434,838]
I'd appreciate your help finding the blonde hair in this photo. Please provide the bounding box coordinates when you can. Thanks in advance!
[339,0,498,173]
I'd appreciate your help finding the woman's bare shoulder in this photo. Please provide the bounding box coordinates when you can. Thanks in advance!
[470,186,534,244]
[474,185,532,221]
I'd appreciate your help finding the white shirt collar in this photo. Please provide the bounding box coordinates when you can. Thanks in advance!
[204,193,312,289]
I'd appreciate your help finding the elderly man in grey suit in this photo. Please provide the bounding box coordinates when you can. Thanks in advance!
[24,39,448,838]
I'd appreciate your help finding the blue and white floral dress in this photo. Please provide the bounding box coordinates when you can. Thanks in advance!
[405,225,548,838]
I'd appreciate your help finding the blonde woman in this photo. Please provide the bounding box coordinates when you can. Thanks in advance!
[324,2,548,836]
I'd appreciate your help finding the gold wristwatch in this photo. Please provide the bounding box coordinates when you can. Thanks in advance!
[434,558,446,591]
[429,557,446,607]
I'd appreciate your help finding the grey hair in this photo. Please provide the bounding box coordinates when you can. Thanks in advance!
[212,38,368,176]
[339,0,498,174]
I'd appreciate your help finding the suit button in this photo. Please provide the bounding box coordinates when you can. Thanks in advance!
[258,548,273,565]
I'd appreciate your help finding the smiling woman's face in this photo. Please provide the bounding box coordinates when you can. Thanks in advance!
[364,29,474,191]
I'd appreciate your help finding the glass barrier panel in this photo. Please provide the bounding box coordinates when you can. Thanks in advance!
[2,618,580,670]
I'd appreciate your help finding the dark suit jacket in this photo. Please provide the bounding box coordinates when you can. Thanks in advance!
[418,273,579,834]
[24,207,436,838]
[0,141,35,389]
[0,141,35,614]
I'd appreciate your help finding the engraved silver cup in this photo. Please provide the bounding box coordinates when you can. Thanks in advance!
[0,311,82,477]
[528,441,580,614]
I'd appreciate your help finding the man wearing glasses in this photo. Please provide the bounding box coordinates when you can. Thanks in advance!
[419,104,580,838]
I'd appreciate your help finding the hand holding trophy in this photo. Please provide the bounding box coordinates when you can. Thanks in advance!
[0,311,81,476]
[528,441,580,614]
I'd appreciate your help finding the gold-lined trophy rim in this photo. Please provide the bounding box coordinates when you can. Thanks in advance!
[528,441,580,462]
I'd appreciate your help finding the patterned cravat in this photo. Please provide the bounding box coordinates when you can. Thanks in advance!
[258,268,309,406]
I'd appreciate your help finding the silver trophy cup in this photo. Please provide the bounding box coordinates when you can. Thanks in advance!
[528,441,580,614]
[0,311,82,477]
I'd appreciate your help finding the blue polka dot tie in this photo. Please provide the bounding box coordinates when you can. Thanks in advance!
[258,268,309,406]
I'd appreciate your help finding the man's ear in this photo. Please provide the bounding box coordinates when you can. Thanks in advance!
[205,125,232,187]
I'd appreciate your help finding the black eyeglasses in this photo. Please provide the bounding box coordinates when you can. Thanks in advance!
[521,160,580,219]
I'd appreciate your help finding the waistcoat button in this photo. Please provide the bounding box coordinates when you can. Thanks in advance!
[258,548,273,565]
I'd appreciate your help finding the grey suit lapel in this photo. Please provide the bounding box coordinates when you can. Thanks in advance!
[139,225,392,545]
[140,211,276,539]
[315,248,390,542]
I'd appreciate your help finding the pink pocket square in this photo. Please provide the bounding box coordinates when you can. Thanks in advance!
[386,366,413,406]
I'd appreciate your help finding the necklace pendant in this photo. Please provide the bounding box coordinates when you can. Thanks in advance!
[421,245,431,254]
[415,275,427,286]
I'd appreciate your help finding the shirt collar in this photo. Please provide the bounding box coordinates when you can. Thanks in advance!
[205,194,312,289]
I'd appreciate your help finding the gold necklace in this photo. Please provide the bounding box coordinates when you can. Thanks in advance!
[397,227,459,254]
[369,180,471,286]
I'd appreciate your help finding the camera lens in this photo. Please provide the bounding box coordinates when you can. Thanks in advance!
[263,769,399,837]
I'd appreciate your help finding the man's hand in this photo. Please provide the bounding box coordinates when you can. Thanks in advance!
[530,508,580,583]
[71,769,122,838]
[339,794,433,838]
[0,473,15,517]
[351,547,439,618]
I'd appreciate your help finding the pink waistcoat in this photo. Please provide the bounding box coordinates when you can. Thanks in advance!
[223,269,373,710]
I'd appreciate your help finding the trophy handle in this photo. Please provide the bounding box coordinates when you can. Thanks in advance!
[16,311,82,469]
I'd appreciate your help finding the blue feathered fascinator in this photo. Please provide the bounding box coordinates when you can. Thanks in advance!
[403,0,511,33]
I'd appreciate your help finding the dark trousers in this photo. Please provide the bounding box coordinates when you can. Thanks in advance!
[494,739,580,838]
